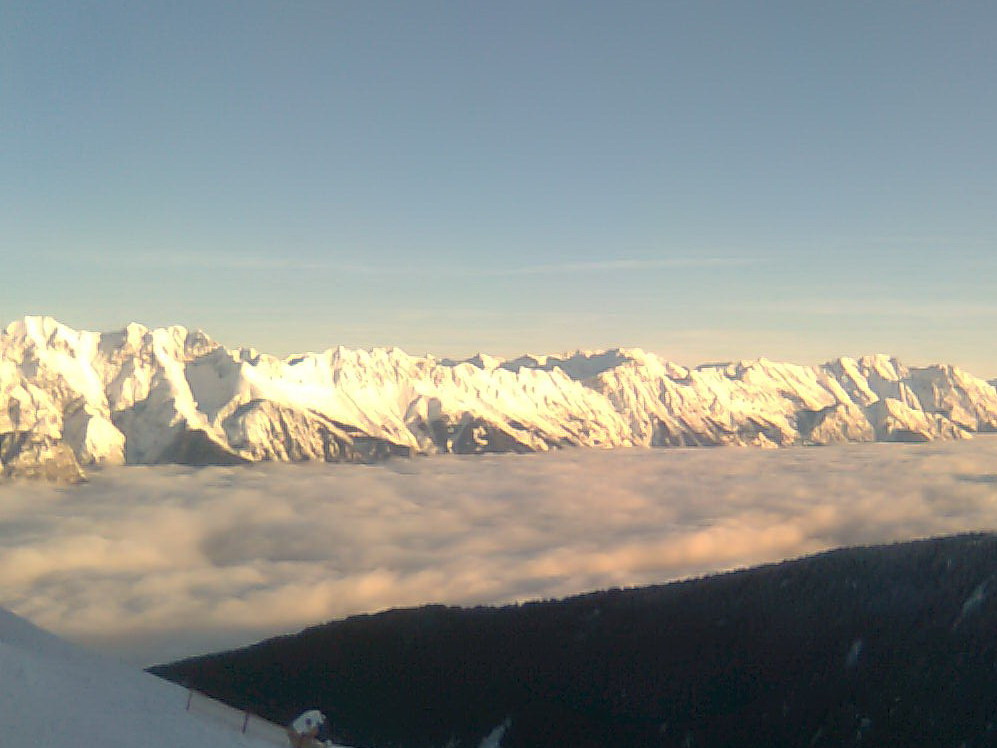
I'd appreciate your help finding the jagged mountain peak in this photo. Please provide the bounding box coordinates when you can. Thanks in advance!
[502,347,661,380]
[444,352,506,370]
[2,318,997,480]
[2,315,95,354]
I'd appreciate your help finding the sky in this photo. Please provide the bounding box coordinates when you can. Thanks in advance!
[2,1,997,373]
[4,440,997,666]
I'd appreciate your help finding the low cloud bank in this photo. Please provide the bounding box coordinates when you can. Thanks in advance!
[3,439,997,665]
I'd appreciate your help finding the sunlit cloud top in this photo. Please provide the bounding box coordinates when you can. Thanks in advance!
[3,439,997,665]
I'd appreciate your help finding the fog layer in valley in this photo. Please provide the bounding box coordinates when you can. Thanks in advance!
[3,439,997,665]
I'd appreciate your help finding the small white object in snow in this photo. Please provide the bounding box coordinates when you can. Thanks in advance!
[290,709,325,734]
[287,710,329,748]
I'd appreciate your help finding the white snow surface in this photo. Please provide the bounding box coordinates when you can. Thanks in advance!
[0,605,275,748]
[3,316,997,475]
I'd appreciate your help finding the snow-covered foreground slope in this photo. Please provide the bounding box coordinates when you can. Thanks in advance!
[0,606,278,748]
[3,315,997,478]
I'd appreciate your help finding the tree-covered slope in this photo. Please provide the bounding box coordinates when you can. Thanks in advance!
[152,533,997,747]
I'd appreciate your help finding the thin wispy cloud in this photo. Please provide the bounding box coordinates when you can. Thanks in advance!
[42,250,392,275]
[480,256,765,276]
[3,440,997,665]
[42,249,763,278]
[723,299,997,320]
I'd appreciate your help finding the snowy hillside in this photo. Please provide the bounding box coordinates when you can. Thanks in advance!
[3,315,997,478]
[0,605,280,748]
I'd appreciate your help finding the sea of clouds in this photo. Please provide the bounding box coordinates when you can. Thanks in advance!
[3,438,997,665]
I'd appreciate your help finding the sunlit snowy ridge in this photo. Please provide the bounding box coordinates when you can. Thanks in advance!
[3,315,997,479]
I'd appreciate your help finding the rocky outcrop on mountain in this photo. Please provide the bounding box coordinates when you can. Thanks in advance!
[0,432,86,482]
[796,402,876,444]
[2,316,996,479]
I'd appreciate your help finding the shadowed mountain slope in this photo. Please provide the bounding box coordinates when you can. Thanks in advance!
[152,533,997,747]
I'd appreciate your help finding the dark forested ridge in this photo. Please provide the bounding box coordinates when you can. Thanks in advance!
[152,534,997,747]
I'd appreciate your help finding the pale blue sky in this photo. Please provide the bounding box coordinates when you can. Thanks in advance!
[3,2,996,373]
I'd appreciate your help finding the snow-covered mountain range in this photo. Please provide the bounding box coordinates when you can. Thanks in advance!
[3,316,997,480]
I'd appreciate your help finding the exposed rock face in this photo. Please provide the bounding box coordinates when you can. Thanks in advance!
[797,403,876,444]
[0,432,86,483]
[3,316,997,479]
